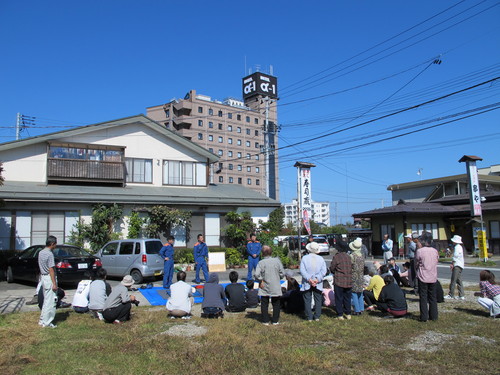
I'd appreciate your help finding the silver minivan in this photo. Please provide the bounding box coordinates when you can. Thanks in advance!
[97,239,164,283]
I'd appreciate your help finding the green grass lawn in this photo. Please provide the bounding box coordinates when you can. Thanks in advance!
[1,299,499,375]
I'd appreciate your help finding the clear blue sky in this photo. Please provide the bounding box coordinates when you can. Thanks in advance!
[1,1,499,223]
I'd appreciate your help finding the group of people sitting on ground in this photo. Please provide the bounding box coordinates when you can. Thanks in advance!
[71,268,140,324]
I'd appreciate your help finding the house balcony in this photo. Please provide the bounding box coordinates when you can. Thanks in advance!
[47,158,125,185]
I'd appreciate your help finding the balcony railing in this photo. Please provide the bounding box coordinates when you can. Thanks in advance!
[47,158,125,184]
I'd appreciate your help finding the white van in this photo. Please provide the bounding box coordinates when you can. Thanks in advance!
[97,239,164,283]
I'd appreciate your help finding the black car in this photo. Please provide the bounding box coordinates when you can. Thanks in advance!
[6,244,102,284]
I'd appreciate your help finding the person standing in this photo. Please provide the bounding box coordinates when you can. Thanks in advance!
[415,232,439,322]
[193,234,209,284]
[38,235,59,328]
[407,233,418,294]
[382,234,393,264]
[255,245,285,325]
[300,242,327,321]
[349,238,365,316]
[330,241,353,320]
[445,235,465,300]
[160,236,175,289]
[246,233,262,280]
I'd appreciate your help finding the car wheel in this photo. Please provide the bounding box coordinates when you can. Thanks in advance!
[6,266,14,283]
[130,269,143,284]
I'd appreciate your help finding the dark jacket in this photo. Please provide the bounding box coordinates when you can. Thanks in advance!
[378,282,407,311]
[225,283,246,311]
[202,273,225,310]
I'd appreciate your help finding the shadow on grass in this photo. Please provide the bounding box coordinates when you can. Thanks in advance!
[244,311,262,322]
[53,310,71,325]
[454,307,489,317]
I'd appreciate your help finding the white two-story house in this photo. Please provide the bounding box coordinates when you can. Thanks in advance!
[0,115,279,250]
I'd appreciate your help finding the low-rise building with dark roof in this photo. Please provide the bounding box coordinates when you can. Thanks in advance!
[0,115,280,250]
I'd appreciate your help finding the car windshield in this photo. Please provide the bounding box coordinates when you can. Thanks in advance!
[146,241,163,254]
[53,246,92,257]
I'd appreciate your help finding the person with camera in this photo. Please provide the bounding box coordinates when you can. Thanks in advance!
[102,275,138,324]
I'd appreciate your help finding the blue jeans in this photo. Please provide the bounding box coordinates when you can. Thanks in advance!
[163,260,174,289]
[351,292,364,313]
[303,287,322,320]
[195,260,209,283]
[247,256,259,280]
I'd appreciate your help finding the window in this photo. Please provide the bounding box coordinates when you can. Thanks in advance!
[247,178,251,185]
[165,109,170,118]
[238,178,242,184]
[228,113,233,119]
[254,118,258,124]
[228,164,233,170]
[218,123,223,130]
[237,114,241,121]
[247,166,251,172]
[218,176,223,183]
[237,127,241,133]
[490,221,500,238]
[218,150,223,156]
[218,162,223,170]
[245,141,250,147]
[237,139,242,146]
[208,135,213,141]
[246,116,250,123]
[256,179,260,185]
[102,242,118,255]
[228,125,232,132]
[119,242,134,255]
[380,224,395,243]
[228,151,233,157]
[198,133,203,140]
[198,106,203,113]
[229,177,233,183]
[246,128,250,135]
[237,165,242,171]
[255,130,259,136]
[125,158,152,183]
[228,138,233,144]
[209,148,213,153]
[255,155,259,160]
[218,110,223,117]
[411,223,439,239]
[218,136,223,143]
[246,153,251,159]
[198,120,203,127]
[254,142,259,149]
[209,122,213,128]
[256,167,260,173]
[163,160,207,186]
[237,152,242,158]
[208,108,213,115]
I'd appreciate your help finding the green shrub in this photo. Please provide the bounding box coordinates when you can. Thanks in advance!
[174,248,194,264]
[225,247,244,266]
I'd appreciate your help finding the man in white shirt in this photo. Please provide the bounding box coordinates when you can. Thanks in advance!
[72,271,93,313]
[38,235,58,328]
[382,234,394,264]
[166,271,195,319]
[445,235,465,300]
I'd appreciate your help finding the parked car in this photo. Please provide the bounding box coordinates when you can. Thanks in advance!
[326,233,346,248]
[302,236,330,256]
[286,236,307,251]
[96,238,164,284]
[7,244,102,284]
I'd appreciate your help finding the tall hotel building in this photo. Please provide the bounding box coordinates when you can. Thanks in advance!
[146,73,279,199]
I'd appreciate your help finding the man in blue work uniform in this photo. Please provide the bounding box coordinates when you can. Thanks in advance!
[159,236,175,289]
[247,233,262,281]
[193,234,209,284]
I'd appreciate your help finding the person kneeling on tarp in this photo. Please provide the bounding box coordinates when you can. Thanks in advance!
[166,271,195,319]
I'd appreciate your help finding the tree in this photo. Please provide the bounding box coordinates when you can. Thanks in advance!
[127,211,145,239]
[69,203,124,252]
[259,207,284,236]
[143,205,191,240]
[224,211,255,249]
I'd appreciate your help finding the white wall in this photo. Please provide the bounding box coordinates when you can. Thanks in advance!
[237,207,275,226]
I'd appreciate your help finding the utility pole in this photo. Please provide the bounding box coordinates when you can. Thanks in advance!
[16,113,35,140]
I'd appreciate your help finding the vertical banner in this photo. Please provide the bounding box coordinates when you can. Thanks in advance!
[299,168,312,235]
[466,162,482,217]
[477,230,488,259]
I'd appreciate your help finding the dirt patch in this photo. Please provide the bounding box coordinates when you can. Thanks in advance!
[407,331,455,352]
[160,323,207,338]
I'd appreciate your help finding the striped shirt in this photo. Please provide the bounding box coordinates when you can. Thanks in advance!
[38,248,55,275]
